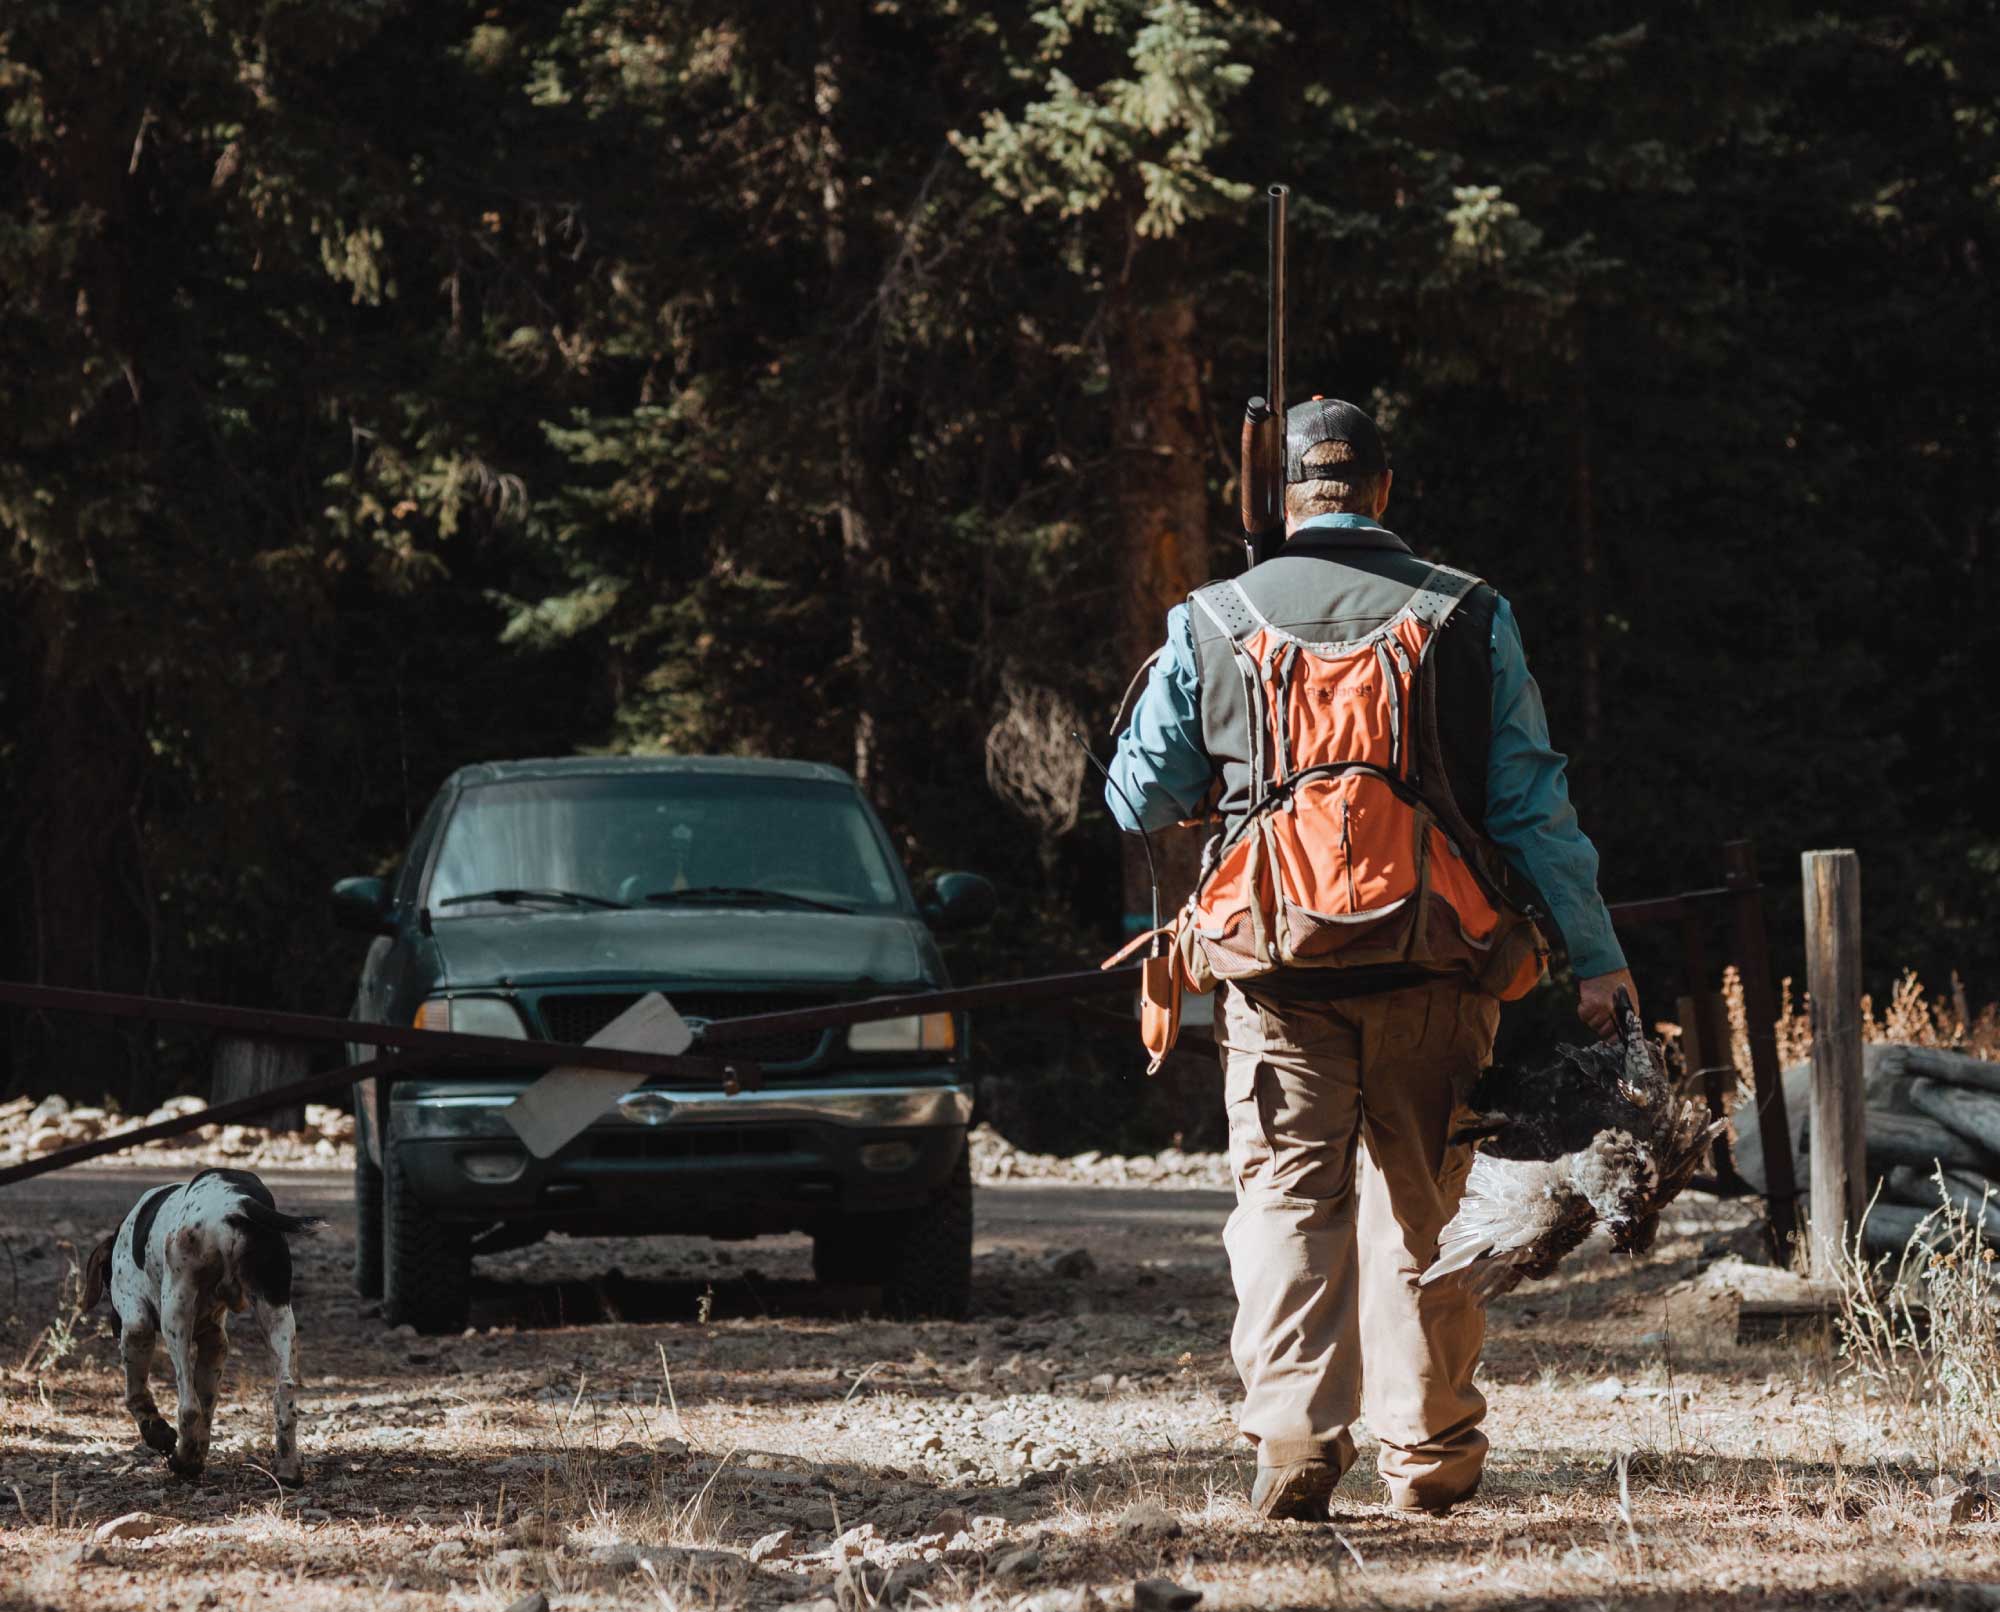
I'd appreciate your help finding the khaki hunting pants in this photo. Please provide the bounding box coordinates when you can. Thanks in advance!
[1219,977,1500,1509]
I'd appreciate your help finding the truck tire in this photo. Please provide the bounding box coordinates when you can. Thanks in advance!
[879,1141,973,1319]
[811,1224,877,1287]
[812,1139,973,1316]
[353,1143,384,1300]
[381,1140,472,1334]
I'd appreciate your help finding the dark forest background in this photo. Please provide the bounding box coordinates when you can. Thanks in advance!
[3,2,1996,1135]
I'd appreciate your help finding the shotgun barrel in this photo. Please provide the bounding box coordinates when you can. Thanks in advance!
[1240,183,1290,568]
[1268,182,1287,433]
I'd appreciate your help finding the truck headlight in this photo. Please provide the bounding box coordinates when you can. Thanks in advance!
[847,1012,956,1054]
[414,997,527,1038]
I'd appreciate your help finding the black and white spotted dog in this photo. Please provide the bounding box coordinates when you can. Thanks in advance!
[82,1168,323,1484]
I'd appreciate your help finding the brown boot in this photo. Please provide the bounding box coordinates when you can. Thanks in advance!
[1250,1461,1340,1521]
[1387,1477,1479,1516]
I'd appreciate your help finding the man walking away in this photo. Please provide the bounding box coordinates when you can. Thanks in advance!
[1106,397,1634,1519]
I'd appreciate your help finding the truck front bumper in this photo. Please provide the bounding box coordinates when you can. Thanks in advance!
[380,1078,973,1235]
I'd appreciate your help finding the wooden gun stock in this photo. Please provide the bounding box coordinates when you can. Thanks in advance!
[1240,397,1281,566]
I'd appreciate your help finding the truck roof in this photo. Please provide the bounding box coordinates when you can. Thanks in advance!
[445,755,857,788]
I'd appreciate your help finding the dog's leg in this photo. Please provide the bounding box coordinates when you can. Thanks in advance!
[163,1290,227,1479]
[161,1288,201,1478]
[119,1324,176,1455]
[254,1299,303,1486]
[187,1319,229,1476]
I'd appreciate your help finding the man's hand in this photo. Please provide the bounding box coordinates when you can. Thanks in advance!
[1578,968,1639,1040]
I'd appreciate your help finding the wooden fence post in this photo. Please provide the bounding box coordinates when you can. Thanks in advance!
[1802,849,1865,1281]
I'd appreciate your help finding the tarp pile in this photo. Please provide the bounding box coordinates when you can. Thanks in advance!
[1736,1043,2000,1255]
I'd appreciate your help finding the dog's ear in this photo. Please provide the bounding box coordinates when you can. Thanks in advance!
[81,1235,116,1312]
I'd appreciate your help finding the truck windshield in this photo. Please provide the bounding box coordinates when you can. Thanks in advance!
[426,774,908,917]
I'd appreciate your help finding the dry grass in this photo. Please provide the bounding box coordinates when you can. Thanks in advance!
[1836,1172,2000,1475]
[6,1168,2000,1611]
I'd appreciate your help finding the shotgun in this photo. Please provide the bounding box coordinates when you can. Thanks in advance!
[1239,183,1289,570]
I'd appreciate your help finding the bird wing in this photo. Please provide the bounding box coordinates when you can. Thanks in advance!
[1423,1154,1586,1298]
[1428,1193,1599,1301]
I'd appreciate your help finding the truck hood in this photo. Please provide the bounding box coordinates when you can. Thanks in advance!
[427,907,939,992]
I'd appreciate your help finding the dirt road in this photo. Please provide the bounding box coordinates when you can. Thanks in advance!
[2,1164,1232,1305]
[3,1163,1995,1611]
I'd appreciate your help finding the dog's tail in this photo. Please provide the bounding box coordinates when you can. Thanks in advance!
[225,1200,327,1239]
[224,1198,325,1311]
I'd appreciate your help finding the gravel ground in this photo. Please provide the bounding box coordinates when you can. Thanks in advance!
[0,1096,1225,1190]
[0,1091,354,1174]
[4,1156,2000,1611]
[967,1126,1229,1192]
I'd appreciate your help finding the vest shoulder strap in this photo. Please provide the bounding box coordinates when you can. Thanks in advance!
[1188,579,1263,647]
[1192,564,1483,651]
[1408,565,1484,631]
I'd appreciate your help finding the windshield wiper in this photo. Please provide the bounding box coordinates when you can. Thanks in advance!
[436,887,629,910]
[643,885,855,915]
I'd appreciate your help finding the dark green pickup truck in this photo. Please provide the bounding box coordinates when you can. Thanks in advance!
[332,756,993,1333]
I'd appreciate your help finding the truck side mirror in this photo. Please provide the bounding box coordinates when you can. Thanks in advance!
[331,876,396,936]
[922,872,997,931]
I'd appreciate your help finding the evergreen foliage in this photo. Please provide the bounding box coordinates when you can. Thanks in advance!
[2,2,1994,1126]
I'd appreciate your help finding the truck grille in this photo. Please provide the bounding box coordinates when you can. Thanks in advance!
[589,1127,800,1162]
[533,991,833,1068]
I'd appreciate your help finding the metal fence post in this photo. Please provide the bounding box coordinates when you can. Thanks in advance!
[1723,839,1801,1261]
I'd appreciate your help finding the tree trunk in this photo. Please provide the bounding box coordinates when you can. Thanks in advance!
[211,1038,308,1133]
[835,409,885,792]
[813,0,888,792]
[15,593,155,1106]
[1109,268,1211,930]
[2,40,162,1107]
[1572,362,1602,805]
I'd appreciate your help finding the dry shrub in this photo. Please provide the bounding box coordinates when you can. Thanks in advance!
[19,1247,89,1378]
[1835,1173,2000,1471]
[984,673,1086,835]
[1888,969,2000,1055]
[1708,967,2000,1085]
[1722,964,1755,1080]
[1771,973,1812,1068]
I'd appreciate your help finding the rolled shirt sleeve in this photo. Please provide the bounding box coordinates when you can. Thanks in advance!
[1106,603,1214,832]
[1484,596,1628,978]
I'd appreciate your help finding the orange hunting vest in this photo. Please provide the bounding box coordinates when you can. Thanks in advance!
[1112,559,1547,1070]
[1176,562,1545,999]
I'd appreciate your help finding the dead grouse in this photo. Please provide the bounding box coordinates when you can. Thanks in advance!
[1423,989,1721,1301]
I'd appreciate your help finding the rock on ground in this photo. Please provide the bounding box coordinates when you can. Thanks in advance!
[748,1526,793,1563]
[93,1513,175,1543]
[1134,1580,1203,1612]
[992,1545,1043,1582]
[1116,1503,1183,1541]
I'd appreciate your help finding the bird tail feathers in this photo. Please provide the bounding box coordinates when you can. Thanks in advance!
[1420,1237,1536,1301]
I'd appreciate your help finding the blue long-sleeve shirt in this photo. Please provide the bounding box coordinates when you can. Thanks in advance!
[1106,516,1626,978]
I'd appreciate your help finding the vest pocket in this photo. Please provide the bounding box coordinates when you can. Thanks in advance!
[1413,821,1550,1001]
[1188,826,1274,982]
[1265,772,1421,966]
[1420,823,1504,947]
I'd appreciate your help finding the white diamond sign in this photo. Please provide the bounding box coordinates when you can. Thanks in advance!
[502,993,693,1159]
